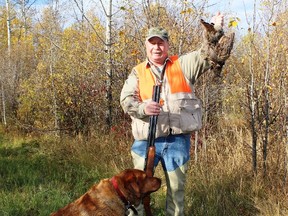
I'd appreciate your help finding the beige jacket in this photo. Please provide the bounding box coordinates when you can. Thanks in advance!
[120,23,229,140]
[120,50,210,140]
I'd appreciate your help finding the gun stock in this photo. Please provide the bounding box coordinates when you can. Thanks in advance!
[145,146,155,177]
[143,196,153,216]
[143,146,155,216]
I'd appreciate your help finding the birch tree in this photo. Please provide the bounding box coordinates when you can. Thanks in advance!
[249,0,258,174]
[104,0,113,129]
[1,0,12,126]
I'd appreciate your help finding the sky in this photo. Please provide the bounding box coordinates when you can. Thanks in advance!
[0,0,257,32]
[205,0,258,32]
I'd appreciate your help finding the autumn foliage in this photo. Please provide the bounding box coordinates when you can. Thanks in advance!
[0,0,287,214]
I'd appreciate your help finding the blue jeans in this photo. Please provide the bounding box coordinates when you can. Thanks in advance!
[130,134,191,216]
[131,134,191,171]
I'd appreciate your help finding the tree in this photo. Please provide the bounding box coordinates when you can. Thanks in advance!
[104,0,113,129]
[1,0,12,126]
[235,0,288,177]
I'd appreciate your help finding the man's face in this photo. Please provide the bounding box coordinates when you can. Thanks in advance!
[145,37,169,66]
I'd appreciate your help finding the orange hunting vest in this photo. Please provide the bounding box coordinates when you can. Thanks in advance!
[135,56,192,101]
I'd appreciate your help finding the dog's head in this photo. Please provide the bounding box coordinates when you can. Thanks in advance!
[114,169,161,206]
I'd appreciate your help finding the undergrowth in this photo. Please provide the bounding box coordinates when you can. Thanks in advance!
[0,127,287,216]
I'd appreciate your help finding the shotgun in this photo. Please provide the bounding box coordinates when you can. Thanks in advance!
[143,84,161,216]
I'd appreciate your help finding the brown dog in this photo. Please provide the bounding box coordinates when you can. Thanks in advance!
[50,169,161,216]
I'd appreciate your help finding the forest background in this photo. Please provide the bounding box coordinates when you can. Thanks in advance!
[0,0,287,215]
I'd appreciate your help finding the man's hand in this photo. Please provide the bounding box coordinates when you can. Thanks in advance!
[211,12,224,28]
[144,101,162,116]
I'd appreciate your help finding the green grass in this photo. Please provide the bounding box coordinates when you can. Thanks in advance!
[0,129,287,216]
[0,137,103,215]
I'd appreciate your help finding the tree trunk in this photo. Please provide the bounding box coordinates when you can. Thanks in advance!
[6,0,11,56]
[49,1,60,136]
[105,0,113,130]
[263,34,271,177]
[2,0,11,126]
[1,82,6,125]
[284,96,288,187]
[178,2,186,55]
[249,0,258,175]
[49,47,59,136]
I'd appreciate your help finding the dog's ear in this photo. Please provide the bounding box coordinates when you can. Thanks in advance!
[128,181,141,198]
[123,170,142,198]
[122,169,137,182]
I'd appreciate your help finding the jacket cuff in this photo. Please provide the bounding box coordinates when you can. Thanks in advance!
[138,102,147,118]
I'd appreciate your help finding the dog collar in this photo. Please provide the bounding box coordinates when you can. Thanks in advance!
[110,176,138,215]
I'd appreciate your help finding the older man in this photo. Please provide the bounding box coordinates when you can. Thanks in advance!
[120,12,232,216]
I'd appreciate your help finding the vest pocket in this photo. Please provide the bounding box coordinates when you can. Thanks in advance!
[132,117,150,140]
[179,98,202,132]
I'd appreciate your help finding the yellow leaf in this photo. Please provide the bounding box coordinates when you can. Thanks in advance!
[119,31,124,36]
[228,20,238,28]
[267,85,273,92]
[186,8,193,13]
[131,50,139,56]
[180,8,193,14]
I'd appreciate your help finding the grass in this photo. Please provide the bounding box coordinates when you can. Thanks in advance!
[0,137,103,215]
[185,166,259,216]
[0,127,287,216]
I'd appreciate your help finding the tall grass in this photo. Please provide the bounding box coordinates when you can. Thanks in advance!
[0,124,287,216]
[0,130,133,215]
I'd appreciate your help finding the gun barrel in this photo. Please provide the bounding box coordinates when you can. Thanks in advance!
[144,84,161,171]
[143,84,162,216]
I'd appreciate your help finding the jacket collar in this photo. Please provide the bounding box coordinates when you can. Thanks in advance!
[145,57,172,68]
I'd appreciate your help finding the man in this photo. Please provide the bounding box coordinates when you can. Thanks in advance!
[120,13,231,216]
